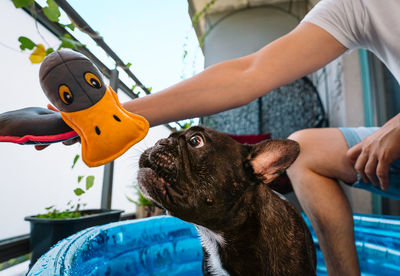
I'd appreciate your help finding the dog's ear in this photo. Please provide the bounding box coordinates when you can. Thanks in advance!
[249,139,299,184]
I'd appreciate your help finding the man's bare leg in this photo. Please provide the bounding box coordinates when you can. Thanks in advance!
[287,128,360,276]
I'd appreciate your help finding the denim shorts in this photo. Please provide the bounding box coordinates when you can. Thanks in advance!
[339,127,400,200]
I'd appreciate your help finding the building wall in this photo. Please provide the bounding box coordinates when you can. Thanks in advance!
[203,6,300,66]
[203,2,299,64]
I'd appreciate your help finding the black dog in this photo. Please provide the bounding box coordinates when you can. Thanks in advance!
[138,126,316,275]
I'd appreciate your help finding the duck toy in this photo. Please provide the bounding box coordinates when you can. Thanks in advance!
[0,50,149,167]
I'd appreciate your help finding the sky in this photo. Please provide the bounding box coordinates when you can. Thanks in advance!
[63,0,204,96]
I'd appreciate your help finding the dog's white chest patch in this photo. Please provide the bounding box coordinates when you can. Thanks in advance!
[195,225,229,276]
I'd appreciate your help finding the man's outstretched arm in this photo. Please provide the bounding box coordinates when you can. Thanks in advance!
[123,22,347,127]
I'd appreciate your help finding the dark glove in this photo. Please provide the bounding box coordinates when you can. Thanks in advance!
[0,107,78,145]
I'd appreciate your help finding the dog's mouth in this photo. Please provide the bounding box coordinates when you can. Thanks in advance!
[138,149,183,207]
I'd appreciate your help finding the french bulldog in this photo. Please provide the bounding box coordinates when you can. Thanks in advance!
[138,126,316,275]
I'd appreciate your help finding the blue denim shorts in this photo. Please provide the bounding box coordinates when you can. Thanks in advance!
[339,127,400,200]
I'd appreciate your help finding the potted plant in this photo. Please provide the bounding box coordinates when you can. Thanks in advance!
[127,182,164,219]
[25,154,123,267]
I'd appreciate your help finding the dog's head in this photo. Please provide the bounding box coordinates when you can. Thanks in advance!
[138,126,299,226]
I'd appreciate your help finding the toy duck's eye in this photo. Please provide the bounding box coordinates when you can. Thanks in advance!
[188,134,204,148]
[84,72,102,89]
[58,84,73,105]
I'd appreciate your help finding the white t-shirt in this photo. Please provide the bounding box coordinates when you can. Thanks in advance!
[302,0,400,83]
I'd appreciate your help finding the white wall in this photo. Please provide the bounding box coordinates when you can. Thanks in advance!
[204,7,299,66]
[0,0,170,240]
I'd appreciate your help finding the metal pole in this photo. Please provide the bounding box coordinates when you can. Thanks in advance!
[101,69,119,209]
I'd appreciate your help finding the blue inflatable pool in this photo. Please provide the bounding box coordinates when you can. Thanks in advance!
[28,214,400,275]
[304,213,400,275]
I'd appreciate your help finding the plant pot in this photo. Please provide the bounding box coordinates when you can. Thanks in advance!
[135,205,164,219]
[25,209,123,267]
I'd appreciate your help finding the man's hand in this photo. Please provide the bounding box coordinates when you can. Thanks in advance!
[0,105,79,150]
[34,104,80,150]
[347,113,400,190]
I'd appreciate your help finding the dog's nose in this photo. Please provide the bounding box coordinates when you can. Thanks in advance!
[157,138,171,146]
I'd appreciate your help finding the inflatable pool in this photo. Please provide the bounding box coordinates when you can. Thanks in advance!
[28,214,400,275]
[304,213,400,275]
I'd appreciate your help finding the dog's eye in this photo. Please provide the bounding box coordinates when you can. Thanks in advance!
[188,135,204,148]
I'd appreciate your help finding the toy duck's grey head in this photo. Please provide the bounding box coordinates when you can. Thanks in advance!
[38,49,150,168]
[39,50,106,112]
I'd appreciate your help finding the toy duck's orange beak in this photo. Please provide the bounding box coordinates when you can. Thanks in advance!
[60,86,149,167]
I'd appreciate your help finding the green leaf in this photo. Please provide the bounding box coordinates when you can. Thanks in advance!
[46,47,54,55]
[182,122,192,129]
[125,62,132,68]
[147,87,152,92]
[131,85,136,91]
[66,23,75,31]
[58,34,83,50]
[126,195,139,205]
[138,192,152,206]
[77,175,83,183]
[60,23,75,31]
[18,36,36,50]
[12,0,33,8]
[43,0,61,22]
[127,185,153,206]
[74,188,85,196]
[45,205,55,210]
[37,209,82,219]
[86,176,95,190]
[72,154,79,168]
